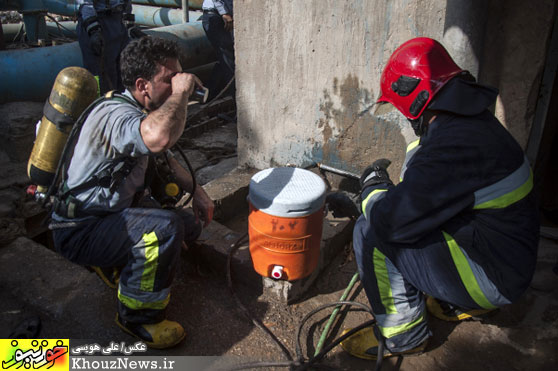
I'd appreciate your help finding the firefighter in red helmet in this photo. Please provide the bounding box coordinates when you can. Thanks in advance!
[341,37,539,360]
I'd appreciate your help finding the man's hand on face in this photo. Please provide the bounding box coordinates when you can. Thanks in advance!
[171,73,203,98]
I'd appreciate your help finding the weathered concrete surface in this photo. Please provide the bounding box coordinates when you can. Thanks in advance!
[0,237,116,338]
[235,0,556,173]
[480,0,556,149]
[203,166,258,223]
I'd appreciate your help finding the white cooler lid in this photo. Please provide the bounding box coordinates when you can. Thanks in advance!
[248,167,326,217]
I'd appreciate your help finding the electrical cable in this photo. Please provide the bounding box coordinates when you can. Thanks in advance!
[295,300,374,362]
[298,319,378,371]
[45,14,77,38]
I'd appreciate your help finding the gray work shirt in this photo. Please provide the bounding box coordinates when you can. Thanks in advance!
[53,90,151,221]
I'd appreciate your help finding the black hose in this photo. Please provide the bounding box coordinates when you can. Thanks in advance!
[173,145,197,207]
[296,319,377,371]
[295,300,374,361]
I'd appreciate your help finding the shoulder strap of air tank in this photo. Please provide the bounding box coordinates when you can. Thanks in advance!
[55,91,141,203]
[104,90,144,110]
[55,92,121,195]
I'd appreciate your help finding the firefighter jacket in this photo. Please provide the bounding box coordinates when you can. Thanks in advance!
[360,77,539,303]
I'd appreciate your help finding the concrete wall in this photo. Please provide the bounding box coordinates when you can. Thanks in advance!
[235,0,556,175]
[480,0,556,149]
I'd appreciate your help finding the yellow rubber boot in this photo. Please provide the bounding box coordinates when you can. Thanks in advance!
[340,327,427,360]
[426,296,496,322]
[115,314,185,349]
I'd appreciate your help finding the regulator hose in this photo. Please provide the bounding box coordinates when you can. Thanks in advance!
[172,144,197,207]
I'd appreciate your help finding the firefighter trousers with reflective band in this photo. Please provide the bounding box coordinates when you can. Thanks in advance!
[352,215,513,353]
[53,207,201,323]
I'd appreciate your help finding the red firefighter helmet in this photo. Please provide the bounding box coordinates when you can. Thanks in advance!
[377,37,465,120]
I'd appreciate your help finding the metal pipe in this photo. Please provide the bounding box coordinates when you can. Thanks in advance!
[317,163,360,180]
[0,20,4,50]
[2,21,77,41]
[181,0,188,22]
[0,2,201,27]
[132,4,202,26]
[0,22,215,103]
[144,22,214,69]
[131,0,202,9]
[0,42,83,103]
[41,0,79,17]
[184,61,216,84]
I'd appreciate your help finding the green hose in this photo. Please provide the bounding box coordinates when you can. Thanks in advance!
[314,271,360,356]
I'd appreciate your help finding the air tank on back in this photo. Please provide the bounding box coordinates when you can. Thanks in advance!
[28,67,98,193]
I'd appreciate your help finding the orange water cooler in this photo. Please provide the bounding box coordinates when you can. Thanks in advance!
[248,167,327,281]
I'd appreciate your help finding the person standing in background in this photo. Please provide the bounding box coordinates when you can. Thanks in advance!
[77,0,145,94]
[201,0,235,101]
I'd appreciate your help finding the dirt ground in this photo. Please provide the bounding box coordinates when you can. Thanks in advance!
[0,99,557,370]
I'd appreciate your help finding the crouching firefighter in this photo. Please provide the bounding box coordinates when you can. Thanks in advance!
[49,37,214,349]
[340,37,539,360]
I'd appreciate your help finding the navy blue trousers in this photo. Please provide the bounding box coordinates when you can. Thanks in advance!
[201,12,235,100]
[53,207,201,324]
[352,215,511,352]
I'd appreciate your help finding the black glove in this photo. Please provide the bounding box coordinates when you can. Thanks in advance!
[325,191,360,219]
[360,158,393,190]
[89,28,104,56]
[128,26,147,39]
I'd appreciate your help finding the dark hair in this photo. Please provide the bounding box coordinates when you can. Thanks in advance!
[120,37,181,90]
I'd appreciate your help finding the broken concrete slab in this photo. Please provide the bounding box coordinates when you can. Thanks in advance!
[203,166,258,224]
[196,157,239,186]
[0,237,115,333]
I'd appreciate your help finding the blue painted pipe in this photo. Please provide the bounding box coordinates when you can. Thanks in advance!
[2,21,77,41]
[144,22,214,68]
[0,1,199,28]
[131,0,202,9]
[42,0,79,16]
[0,22,215,103]
[0,42,83,102]
[0,0,78,14]
[133,5,202,26]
